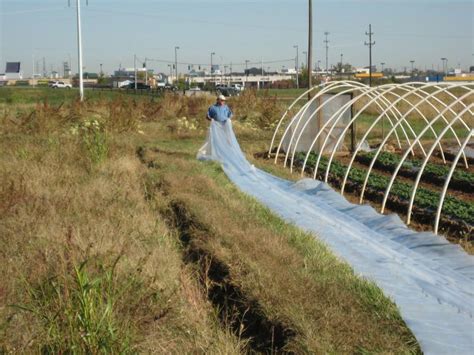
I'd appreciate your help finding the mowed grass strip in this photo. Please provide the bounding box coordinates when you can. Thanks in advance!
[140,146,420,354]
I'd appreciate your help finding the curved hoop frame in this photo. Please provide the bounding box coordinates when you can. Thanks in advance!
[289,83,418,174]
[381,96,473,215]
[406,103,474,225]
[357,83,472,203]
[269,80,473,235]
[270,82,340,162]
[434,130,473,234]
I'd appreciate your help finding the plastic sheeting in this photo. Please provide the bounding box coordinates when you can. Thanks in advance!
[197,120,474,354]
[281,93,352,154]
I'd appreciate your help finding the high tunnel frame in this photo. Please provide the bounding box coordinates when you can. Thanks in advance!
[269,81,473,234]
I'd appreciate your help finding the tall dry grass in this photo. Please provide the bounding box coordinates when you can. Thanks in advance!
[0,97,245,353]
[229,89,285,130]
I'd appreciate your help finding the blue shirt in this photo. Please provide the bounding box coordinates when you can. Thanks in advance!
[207,103,233,122]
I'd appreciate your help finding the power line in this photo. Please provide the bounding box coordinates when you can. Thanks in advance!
[144,57,295,68]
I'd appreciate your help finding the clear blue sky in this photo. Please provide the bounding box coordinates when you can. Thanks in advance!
[1,0,472,76]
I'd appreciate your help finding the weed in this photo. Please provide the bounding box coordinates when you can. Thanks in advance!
[71,118,108,165]
[12,258,131,354]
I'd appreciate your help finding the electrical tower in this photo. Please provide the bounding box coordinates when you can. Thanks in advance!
[324,31,329,74]
[364,24,375,87]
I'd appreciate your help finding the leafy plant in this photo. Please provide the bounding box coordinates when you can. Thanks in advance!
[356,151,474,193]
[12,259,131,353]
[71,118,108,165]
[295,152,474,225]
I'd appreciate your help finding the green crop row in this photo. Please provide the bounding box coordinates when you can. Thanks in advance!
[356,151,474,188]
[295,152,474,225]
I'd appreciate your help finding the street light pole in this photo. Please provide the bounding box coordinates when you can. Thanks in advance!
[75,0,84,101]
[324,31,329,74]
[380,62,385,73]
[245,59,249,87]
[440,57,448,75]
[174,46,179,84]
[340,53,343,73]
[134,54,137,91]
[144,58,147,84]
[210,52,215,85]
[293,45,299,89]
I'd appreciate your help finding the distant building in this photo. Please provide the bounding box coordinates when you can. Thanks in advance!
[113,67,150,79]
[63,62,72,78]
[356,66,377,74]
[211,64,221,75]
[5,62,23,80]
[280,67,297,74]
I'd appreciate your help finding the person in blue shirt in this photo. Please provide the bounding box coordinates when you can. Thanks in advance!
[206,94,233,122]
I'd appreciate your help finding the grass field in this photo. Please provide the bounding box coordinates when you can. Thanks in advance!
[0,88,425,352]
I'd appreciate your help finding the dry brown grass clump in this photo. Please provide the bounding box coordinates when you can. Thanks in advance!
[229,89,285,129]
[0,102,244,352]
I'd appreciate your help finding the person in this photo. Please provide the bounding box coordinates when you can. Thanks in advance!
[206,94,233,122]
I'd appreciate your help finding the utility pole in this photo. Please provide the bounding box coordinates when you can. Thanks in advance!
[294,45,299,89]
[174,46,179,84]
[364,24,375,87]
[134,54,137,91]
[324,31,329,74]
[340,53,343,73]
[381,62,385,73]
[308,0,313,98]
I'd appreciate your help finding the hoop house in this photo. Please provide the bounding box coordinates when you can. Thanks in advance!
[270,81,473,234]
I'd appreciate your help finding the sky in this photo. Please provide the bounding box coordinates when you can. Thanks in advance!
[0,0,473,77]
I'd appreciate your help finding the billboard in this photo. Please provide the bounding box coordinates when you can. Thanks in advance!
[6,62,21,73]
